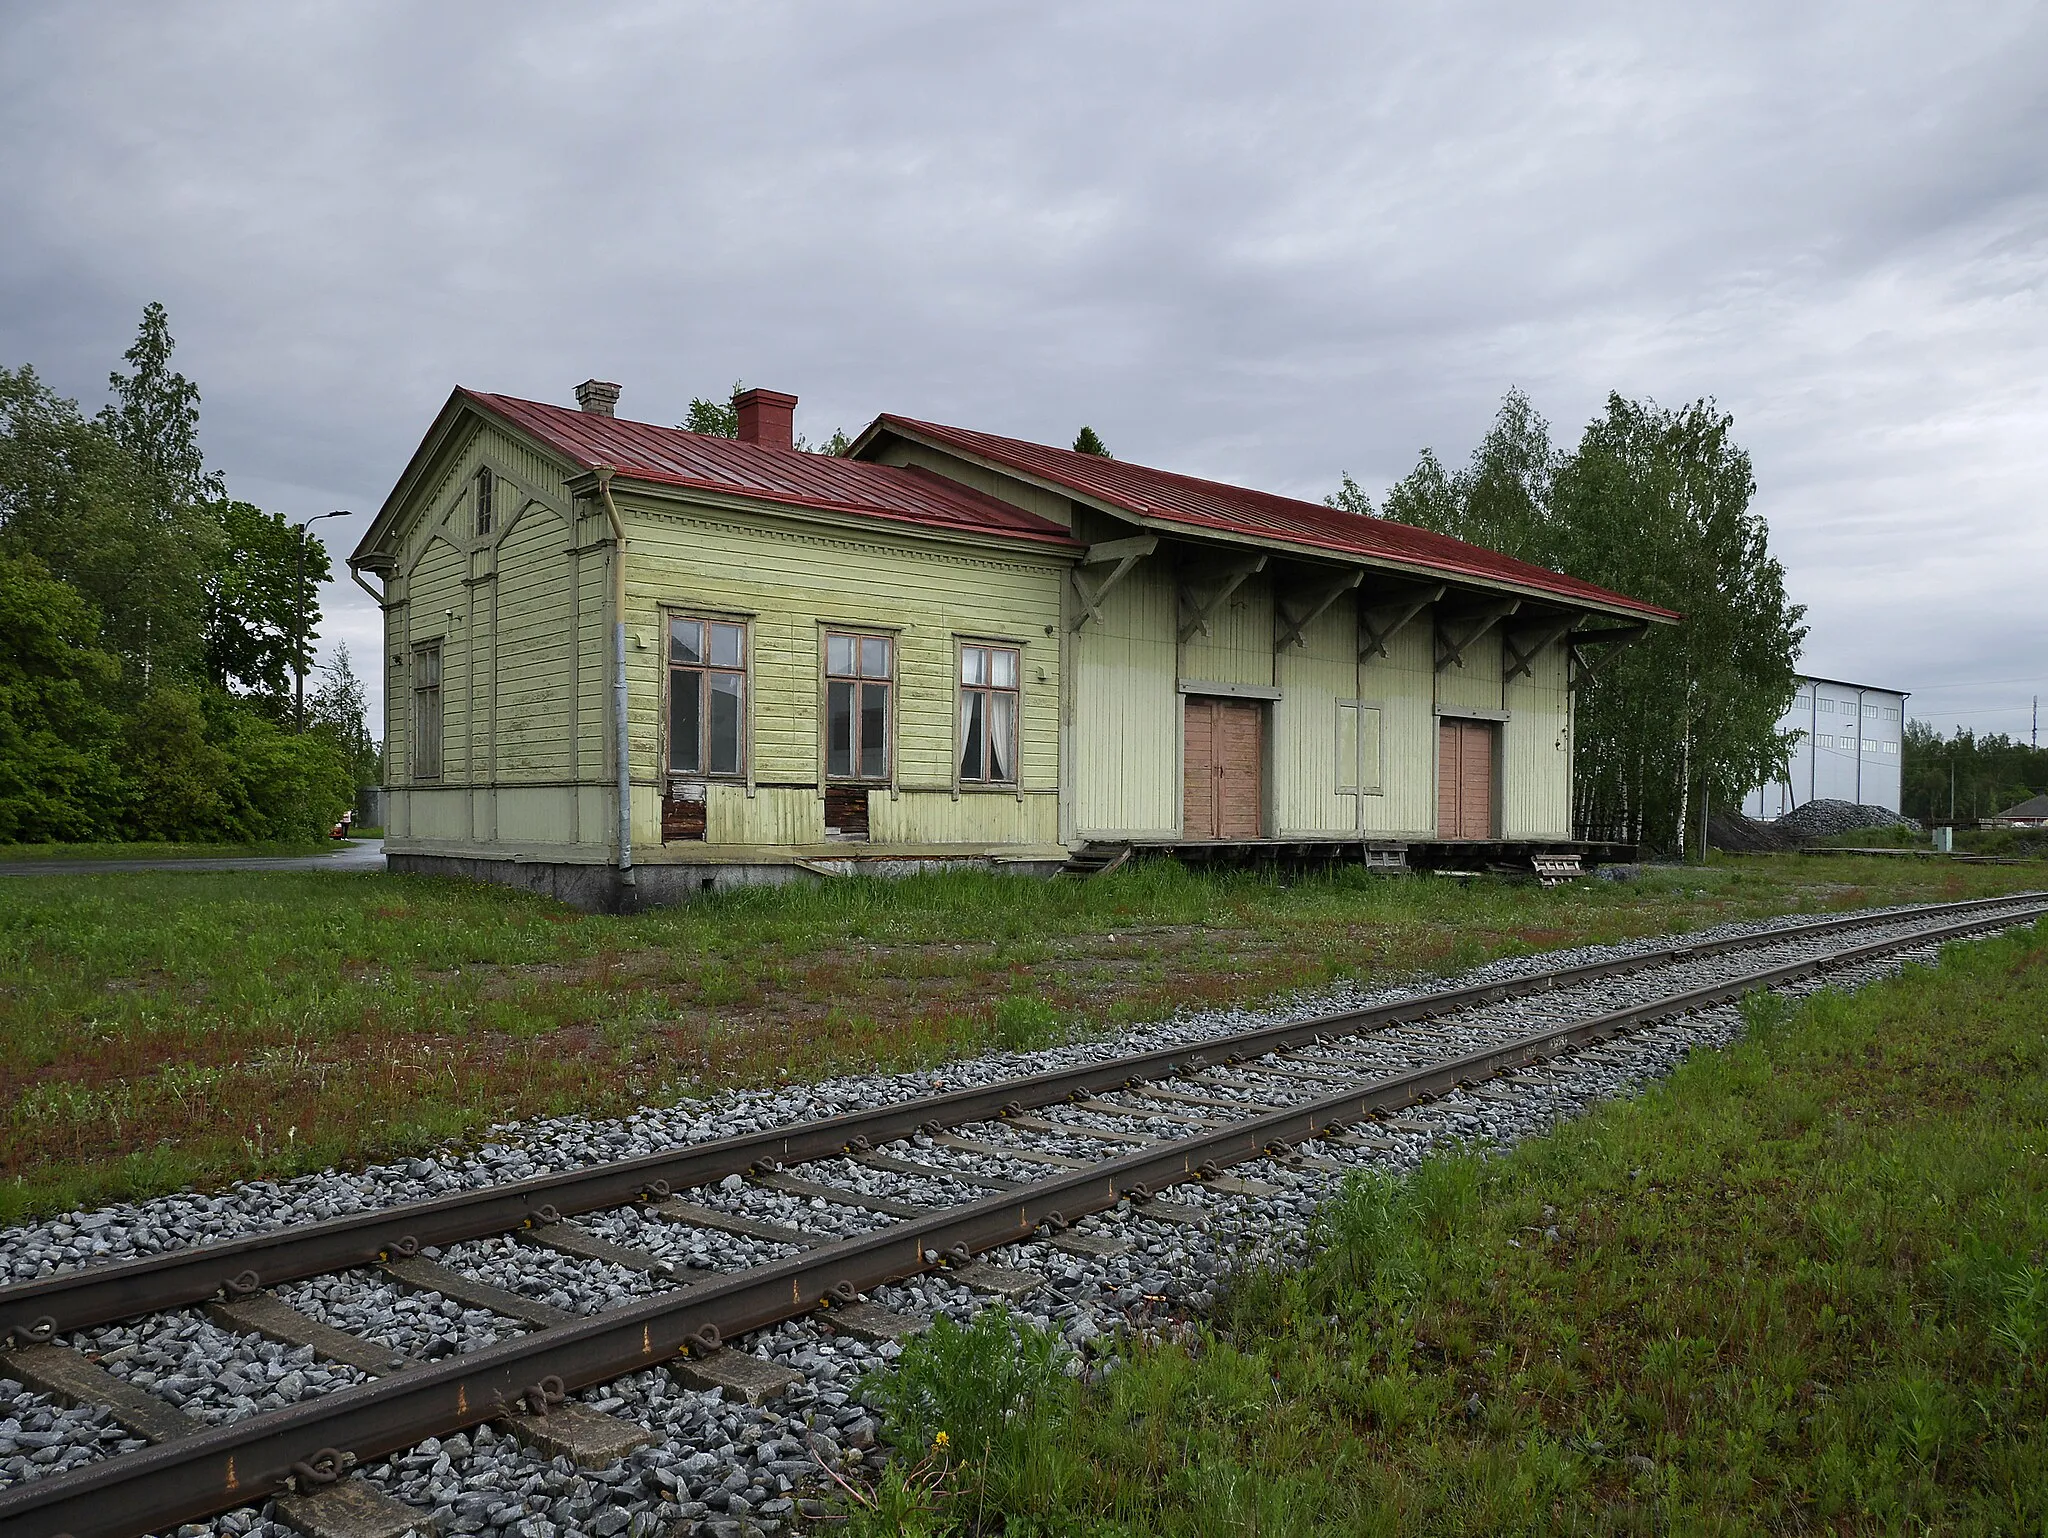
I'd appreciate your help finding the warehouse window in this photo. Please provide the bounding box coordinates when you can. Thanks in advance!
[826,631,893,780]
[668,616,748,777]
[958,644,1019,783]
[474,467,494,537]
[412,642,443,780]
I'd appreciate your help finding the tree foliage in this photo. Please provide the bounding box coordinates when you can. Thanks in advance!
[682,383,743,437]
[1381,389,1805,855]
[1324,472,1375,517]
[1903,722,2048,824]
[0,305,365,844]
[1072,425,1112,457]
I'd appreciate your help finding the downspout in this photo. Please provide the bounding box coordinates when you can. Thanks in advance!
[594,468,636,899]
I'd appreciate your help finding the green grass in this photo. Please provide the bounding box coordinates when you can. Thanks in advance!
[3,853,2042,1225]
[0,838,349,861]
[846,918,2048,1536]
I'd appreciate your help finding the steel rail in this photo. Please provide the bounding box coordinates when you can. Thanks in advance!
[3,891,2040,1345]
[4,899,2041,1538]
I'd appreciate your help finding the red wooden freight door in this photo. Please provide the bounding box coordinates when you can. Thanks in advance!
[1436,719,1497,840]
[1185,698,1264,840]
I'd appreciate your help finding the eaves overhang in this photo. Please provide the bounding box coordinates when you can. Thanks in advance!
[852,417,1679,627]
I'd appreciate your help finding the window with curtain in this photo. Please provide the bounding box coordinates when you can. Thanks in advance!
[825,631,892,780]
[668,616,748,777]
[412,642,442,780]
[958,643,1019,783]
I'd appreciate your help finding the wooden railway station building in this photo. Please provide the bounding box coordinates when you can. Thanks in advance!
[350,383,1677,909]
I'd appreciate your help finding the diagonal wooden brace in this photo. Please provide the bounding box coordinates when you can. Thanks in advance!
[1177,554,1267,642]
[1502,612,1582,681]
[1274,569,1363,651]
[1435,597,1521,672]
[1068,535,1158,632]
[1359,583,1445,661]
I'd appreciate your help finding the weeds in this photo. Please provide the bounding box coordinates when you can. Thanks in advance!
[3,854,2039,1223]
[838,918,2048,1534]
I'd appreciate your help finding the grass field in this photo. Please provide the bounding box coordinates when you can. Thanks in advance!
[3,854,2042,1225]
[849,917,2048,1536]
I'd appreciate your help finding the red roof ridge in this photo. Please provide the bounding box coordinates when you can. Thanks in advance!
[459,390,1081,548]
[877,414,1679,622]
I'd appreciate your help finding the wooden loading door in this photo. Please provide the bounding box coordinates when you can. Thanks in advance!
[1437,718,1498,840]
[1184,698,1264,840]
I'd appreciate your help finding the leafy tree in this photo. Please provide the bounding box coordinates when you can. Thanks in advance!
[1903,722,2048,824]
[1072,426,1112,457]
[1389,390,1805,856]
[308,642,379,793]
[203,499,328,717]
[0,551,124,841]
[92,303,227,687]
[1380,446,1458,529]
[1324,473,1375,517]
[683,383,744,437]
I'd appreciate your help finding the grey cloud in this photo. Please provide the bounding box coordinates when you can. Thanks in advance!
[3,0,2044,738]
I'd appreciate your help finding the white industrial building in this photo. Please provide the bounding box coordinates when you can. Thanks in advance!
[1743,674,1909,818]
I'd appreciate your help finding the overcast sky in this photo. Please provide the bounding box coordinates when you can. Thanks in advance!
[4,2,2043,744]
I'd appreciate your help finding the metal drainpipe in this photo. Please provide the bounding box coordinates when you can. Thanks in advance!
[594,469,636,900]
[1855,687,1866,806]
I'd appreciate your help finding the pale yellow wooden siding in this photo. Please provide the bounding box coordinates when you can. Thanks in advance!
[1069,558,1179,837]
[1501,640,1572,837]
[706,785,827,845]
[1179,571,1275,688]
[1273,598,1360,835]
[618,499,1066,852]
[870,791,1060,846]
[1361,619,1438,836]
[1435,625,1504,715]
[405,537,468,779]
[495,501,574,781]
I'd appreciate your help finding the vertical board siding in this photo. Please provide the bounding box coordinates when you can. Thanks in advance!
[1435,627,1504,715]
[1361,620,1438,835]
[1274,600,1361,835]
[495,503,573,781]
[1501,641,1571,837]
[1178,571,1274,687]
[1071,560,1179,836]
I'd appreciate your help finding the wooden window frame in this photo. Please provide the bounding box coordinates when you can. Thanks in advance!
[955,639,1022,791]
[1334,699,1385,797]
[821,627,897,786]
[411,640,443,781]
[474,466,494,538]
[664,612,751,783]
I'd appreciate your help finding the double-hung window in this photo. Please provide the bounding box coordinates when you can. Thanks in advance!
[412,642,443,780]
[826,632,893,780]
[958,644,1019,783]
[669,616,747,777]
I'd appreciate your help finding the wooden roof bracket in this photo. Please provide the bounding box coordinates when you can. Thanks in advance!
[1566,620,1650,680]
[1435,596,1522,672]
[1502,611,1584,682]
[1275,568,1364,651]
[1358,583,1445,661]
[1068,534,1159,632]
[1177,553,1267,642]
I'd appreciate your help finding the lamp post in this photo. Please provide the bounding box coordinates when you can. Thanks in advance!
[295,510,349,731]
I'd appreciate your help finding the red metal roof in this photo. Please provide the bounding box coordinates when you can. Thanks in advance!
[464,391,1081,548]
[877,416,1680,620]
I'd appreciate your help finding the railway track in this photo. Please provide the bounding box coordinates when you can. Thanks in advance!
[2,892,2042,1538]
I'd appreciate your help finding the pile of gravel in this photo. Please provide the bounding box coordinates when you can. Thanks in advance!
[1706,811,1798,853]
[1773,799,1922,842]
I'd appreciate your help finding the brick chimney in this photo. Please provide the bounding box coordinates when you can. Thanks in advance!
[735,388,797,450]
[574,379,621,417]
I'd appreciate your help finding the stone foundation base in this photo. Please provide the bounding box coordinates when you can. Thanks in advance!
[385,853,1066,913]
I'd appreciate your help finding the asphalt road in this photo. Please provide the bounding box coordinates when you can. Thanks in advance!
[0,839,387,876]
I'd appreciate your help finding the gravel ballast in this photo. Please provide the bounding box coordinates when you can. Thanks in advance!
[2,896,2038,1535]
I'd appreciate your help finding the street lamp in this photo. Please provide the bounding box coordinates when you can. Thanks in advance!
[295,510,350,731]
